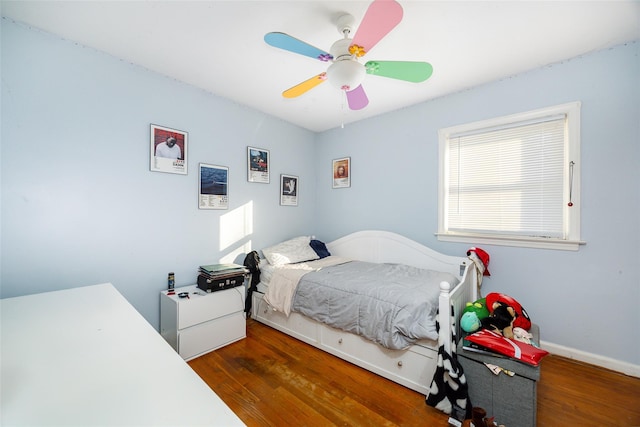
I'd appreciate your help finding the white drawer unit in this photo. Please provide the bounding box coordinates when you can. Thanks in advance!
[252,292,319,345]
[320,326,436,392]
[160,284,246,361]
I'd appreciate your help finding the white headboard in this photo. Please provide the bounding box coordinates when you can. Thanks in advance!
[326,230,468,279]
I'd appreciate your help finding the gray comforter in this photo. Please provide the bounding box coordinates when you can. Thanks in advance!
[291,261,459,350]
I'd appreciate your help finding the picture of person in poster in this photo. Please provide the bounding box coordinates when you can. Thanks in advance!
[283,176,297,195]
[155,136,181,159]
[280,174,298,206]
[150,124,187,175]
[153,131,185,161]
[247,147,269,183]
[249,149,268,171]
[335,164,347,178]
[333,158,350,188]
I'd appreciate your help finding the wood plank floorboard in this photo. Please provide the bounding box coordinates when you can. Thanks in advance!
[189,320,640,426]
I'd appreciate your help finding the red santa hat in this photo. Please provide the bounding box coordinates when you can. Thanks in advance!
[467,247,491,276]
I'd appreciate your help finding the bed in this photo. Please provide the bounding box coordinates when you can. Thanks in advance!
[251,230,478,395]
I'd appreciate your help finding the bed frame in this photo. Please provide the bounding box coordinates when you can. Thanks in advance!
[251,230,478,395]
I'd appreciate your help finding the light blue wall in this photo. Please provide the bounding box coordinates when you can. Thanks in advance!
[2,17,639,368]
[315,42,640,366]
[1,19,317,326]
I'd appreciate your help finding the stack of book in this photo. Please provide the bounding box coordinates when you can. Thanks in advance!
[197,263,248,293]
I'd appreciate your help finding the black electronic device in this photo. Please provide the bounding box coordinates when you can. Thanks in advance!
[197,273,245,293]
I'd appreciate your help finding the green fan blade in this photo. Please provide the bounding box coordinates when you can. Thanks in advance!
[365,61,433,83]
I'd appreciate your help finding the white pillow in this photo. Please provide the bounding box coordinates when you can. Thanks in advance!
[262,236,319,266]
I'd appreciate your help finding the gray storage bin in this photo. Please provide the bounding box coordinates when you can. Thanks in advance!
[458,324,541,427]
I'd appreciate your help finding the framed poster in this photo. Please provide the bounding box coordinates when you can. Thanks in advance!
[332,157,351,188]
[247,146,270,183]
[150,124,187,175]
[199,163,229,210]
[280,174,298,206]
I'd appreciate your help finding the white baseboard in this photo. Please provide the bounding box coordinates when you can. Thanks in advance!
[541,340,640,378]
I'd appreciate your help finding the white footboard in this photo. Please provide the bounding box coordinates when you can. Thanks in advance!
[439,262,477,354]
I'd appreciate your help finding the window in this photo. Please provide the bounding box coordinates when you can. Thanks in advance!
[437,102,583,250]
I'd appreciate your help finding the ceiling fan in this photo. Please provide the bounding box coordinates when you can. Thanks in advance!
[264,0,433,111]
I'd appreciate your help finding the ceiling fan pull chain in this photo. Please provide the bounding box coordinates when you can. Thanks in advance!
[341,91,347,128]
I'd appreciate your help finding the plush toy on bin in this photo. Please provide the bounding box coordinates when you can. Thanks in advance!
[481,301,517,339]
[485,292,532,331]
[479,292,532,339]
[460,298,490,333]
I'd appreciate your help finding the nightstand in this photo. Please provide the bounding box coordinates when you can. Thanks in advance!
[160,284,246,361]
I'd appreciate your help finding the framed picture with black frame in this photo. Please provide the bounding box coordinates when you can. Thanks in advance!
[150,124,187,175]
[247,146,270,183]
[280,174,298,206]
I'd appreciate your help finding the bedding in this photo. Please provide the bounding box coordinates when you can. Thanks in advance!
[262,256,459,350]
[261,235,319,266]
[262,256,350,315]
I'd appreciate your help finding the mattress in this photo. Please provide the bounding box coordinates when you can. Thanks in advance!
[257,258,458,349]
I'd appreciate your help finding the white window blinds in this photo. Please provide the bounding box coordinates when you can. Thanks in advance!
[438,102,583,250]
[445,116,566,238]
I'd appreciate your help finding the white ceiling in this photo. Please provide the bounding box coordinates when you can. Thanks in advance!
[2,1,639,132]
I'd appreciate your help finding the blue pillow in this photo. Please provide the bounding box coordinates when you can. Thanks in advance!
[310,239,331,259]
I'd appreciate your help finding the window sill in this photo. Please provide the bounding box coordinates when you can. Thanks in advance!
[435,232,586,251]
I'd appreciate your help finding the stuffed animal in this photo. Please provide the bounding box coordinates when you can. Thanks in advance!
[460,298,490,333]
[481,301,516,339]
[460,311,482,333]
[485,292,532,331]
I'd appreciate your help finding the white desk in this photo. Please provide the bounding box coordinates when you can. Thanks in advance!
[1,283,245,426]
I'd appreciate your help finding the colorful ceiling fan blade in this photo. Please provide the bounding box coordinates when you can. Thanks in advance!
[282,73,327,98]
[264,32,332,61]
[346,85,369,110]
[351,0,403,56]
[365,61,433,82]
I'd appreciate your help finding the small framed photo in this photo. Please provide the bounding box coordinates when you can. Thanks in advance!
[199,163,229,210]
[150,124,188,175]
[332,157,351,188]
[247,146,270,183]
[280,174,298,206]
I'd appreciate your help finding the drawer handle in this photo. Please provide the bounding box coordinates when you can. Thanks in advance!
[397,361,403,367]
[338,338,343,344]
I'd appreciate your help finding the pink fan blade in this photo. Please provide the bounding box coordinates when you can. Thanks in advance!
[346,85,369,110]
[351,0,403,55]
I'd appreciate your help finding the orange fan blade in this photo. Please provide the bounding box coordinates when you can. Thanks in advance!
[282,73,327,98]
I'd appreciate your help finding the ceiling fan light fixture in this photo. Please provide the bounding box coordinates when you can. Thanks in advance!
[265,0,430,109]
[326,60,365,91]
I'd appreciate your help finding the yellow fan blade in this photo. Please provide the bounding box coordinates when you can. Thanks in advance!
[283,73,327,98]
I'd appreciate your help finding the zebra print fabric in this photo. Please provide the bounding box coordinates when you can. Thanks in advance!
[425,306,472,420]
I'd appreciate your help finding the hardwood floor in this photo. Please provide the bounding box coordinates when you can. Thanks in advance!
[189,320,640,426]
